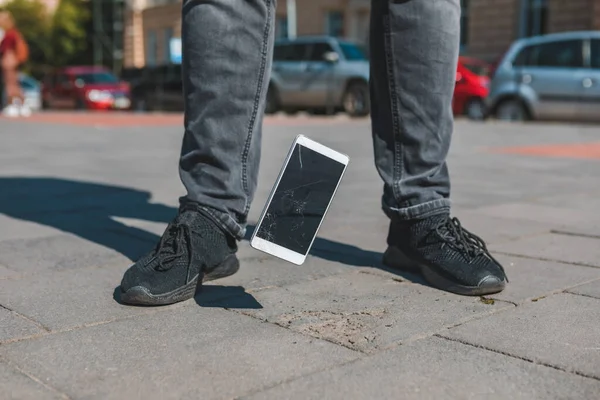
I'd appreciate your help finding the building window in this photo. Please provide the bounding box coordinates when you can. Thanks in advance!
[164,27,173,63]
[325,11,344,37]
[146,30,157,66]
[521,0,548,37]
[276,16,288,39]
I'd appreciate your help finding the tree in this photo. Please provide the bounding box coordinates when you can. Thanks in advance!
[1,0,51,75]
[49,0,91,67]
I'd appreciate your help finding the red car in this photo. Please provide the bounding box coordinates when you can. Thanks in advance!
[453,56,491,120]
[41,66,131,111]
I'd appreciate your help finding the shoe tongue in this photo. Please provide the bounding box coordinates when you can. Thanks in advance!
[410,213,450,242]
[175,209,201,226]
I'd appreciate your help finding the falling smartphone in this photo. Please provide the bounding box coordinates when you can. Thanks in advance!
[250,135,349,265]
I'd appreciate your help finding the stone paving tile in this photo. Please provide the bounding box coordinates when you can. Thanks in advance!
[440,293,600,379]
[208,254,355,295]
[0,362,65,400]
[245,336,600,400]
[567,279,600,299]
[0,307,358,400]
[0,214,62,242]
[223,272,510,353]
[489,255,600,304]
[451,210,554,244]
[0,307,44,343]
[0,263,13,279]
[0,265,171,332]
[0,232,153,276]
[490,233,600,268]
[472,202,598,231]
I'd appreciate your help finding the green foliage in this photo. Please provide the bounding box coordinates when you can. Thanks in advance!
[1,0,51,74]
[50,0,91,67]
[1,0,91,77]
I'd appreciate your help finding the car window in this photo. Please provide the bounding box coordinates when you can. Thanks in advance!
[56,74,70,86]
[591,39,600,69]
[273,43,309,61]
[338,42,368,61]
[514,39,583,68]
[462,62,489,76]
[512,45,533,67]
[19,77,38,90]
[75,72,119,84]
[308,42,335,61]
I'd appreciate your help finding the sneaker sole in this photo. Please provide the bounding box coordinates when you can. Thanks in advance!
[120,254,240,306]
[203,254,240,282]
[382,246,506,296]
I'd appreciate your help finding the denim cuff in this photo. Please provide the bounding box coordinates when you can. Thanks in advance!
[179,197,246,240]
[197,206,246,241]
[383,198,451,221]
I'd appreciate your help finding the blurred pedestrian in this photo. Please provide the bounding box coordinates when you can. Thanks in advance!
[0,10,30,117]
[119,0,509,306]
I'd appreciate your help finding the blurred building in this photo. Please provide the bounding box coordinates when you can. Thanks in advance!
[466,0,600,61]
[123,0,600,68]
[123,0,370,68]
[0,0,59,12]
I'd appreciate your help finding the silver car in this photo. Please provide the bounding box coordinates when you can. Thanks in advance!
[267,36,370,117]
[487,31,600,122]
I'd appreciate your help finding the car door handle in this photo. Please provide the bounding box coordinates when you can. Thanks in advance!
[582,78,594,88]
[521,74,532,84]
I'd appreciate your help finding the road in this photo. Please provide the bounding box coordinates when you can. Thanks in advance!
[1,112,599,399]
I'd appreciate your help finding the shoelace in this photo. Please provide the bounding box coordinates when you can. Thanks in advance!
[154,223,194,272]
[435,217,508,281]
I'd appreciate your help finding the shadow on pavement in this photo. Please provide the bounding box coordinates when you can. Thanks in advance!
[0,177,175,261]
[195,285,263,309]
[0,177,425,306]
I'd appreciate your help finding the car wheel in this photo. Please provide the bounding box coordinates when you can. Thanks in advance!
[75,98,86,110]
[465,98,486,121]
[133,97,147,112]
[495,99,528,122]
[265,85,279,114]
[342,81,370,117]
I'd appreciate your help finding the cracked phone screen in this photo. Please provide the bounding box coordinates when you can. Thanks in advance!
[256,143,346,255]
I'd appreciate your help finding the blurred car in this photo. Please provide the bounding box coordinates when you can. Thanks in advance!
[127,64,183,112]
[487,31,600,121]
[41,66,131,111]
[453,56,491,120]
[268,36,370,117]
[20,74,42,111]
[2,73,41,111]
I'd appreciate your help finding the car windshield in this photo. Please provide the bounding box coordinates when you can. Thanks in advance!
[75,72,119,84]
[19,77,39,90]
[463,63,490,77]
[339,42,368,61]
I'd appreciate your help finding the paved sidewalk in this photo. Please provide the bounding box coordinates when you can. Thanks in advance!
[1,114,599,399]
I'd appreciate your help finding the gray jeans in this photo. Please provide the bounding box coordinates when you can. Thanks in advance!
[179,0,459,240]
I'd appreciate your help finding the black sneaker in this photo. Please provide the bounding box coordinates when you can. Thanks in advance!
[119,203,239,306]
[383,213,508,296]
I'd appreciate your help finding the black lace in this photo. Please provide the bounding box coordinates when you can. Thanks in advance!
[435,217,508,281]
[154,223,194,272]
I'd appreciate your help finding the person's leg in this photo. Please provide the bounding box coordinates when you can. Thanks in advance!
[178,0,274,240]
[2,64,20,117]
[370,0,508,295]
[120,0,275,305]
